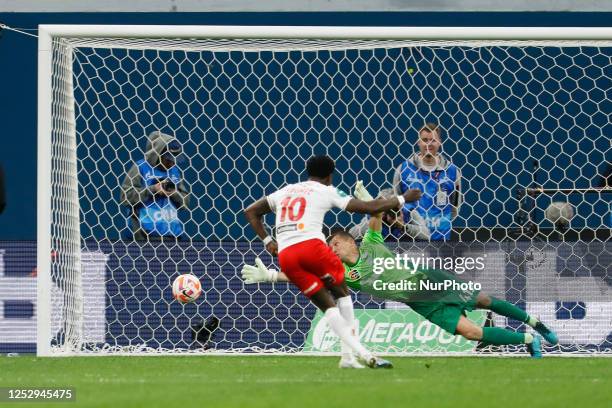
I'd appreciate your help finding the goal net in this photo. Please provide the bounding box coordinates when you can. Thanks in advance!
[38,26,612,356]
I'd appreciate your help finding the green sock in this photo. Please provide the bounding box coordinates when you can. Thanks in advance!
[482,327,532,345]
[488,297,537,326]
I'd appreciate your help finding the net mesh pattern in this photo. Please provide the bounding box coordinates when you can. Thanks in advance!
[45,35,611,355]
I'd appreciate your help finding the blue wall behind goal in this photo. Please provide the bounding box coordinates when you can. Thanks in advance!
[0,12,611,240]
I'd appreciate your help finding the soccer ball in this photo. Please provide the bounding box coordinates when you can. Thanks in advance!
[544,202,574,226]
[172,274,202,304]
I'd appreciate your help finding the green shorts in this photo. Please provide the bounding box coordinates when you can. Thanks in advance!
[408,302,471,334]
[407,267,480,334]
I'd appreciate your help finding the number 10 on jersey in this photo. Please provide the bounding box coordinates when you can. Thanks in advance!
[279,196,306,222]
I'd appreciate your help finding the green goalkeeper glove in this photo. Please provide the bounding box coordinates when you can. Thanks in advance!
[353,180,374,201]
[241,258,279,283]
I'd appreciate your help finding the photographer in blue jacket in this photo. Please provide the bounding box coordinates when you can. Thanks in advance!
[393,122,462,241]
[121,131,190,241]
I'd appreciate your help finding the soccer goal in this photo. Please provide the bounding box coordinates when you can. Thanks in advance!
[37,25,612,356]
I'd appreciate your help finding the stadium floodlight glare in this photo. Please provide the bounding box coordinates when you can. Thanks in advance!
[38,25,612,356]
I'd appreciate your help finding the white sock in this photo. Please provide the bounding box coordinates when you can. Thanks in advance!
[340,338,352,359]
[337,296,356,326]
[524,333,534,344]
[337,296,357,359]
[325,307,371,361]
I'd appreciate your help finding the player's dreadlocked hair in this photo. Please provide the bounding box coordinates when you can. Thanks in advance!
[306,155,335,178]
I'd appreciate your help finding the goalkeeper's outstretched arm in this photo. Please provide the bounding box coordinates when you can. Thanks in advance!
[353,180,384,233]
[241,258,289,284]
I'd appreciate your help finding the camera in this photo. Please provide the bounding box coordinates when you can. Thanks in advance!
[162,179,176,191]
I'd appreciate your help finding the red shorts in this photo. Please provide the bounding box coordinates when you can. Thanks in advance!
[278,239,345,297]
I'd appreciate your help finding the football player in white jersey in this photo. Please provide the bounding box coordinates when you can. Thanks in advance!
[245,155,421,368]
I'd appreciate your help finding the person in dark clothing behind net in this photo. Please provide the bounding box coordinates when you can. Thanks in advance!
[120,131,190,241]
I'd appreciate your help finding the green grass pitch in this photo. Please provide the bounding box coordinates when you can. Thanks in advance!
[1,356,610,408]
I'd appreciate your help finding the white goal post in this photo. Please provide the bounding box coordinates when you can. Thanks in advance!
[38,25,612,356]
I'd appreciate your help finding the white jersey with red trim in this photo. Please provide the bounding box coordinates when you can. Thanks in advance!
[266,180,352,252]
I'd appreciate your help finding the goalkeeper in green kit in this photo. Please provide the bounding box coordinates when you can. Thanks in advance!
[242,181,558,359]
